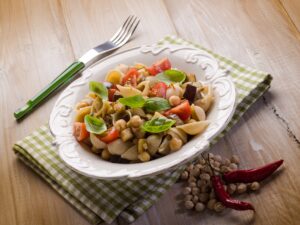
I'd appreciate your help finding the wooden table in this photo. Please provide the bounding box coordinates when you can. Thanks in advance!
[1,0,300,224]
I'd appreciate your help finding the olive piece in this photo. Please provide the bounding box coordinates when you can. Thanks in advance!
[113,94,122,102]
[183,84,197,104]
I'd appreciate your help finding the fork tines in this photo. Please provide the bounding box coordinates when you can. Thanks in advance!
[110,15,140,46]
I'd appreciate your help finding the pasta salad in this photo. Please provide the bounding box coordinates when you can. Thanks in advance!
[73,58,214,163]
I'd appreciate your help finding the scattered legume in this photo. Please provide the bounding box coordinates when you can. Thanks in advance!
[250,181,260,191]
[184,200,194,209]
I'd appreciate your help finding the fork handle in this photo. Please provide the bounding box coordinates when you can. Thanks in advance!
[14,61,85,120]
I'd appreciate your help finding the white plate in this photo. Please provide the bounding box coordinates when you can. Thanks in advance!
[49,44,237,180]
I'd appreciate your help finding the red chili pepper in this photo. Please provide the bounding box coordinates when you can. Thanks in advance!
[223,159,283,183]
[212,175,255,211]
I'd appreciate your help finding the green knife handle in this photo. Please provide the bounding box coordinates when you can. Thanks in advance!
[14,61,85,120]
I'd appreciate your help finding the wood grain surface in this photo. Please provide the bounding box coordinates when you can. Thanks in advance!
[1,0,299,225]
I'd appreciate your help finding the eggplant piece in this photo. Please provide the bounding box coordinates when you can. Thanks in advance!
[113,94,122,102]
[183,84,197,103]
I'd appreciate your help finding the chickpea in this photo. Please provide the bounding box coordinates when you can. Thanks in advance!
[197,179,206,187]
[214,202,225,212]
[189,182,197,188]
[130,115,143,128]
[120,128,134,142]
[229,163,238,170]
[231,155,240,164]
[183,187,192,195]
[188,176,196,183]
[250,182,260,191]
[191,167,201,177]
[132,127,146,138]
[198,158,206,165]
[220,165,230,173]
[227,183,236,194]
[91,146,101,154]
[199,173,210,181]
[101,149,111,160]
[195,202,205,212]
[223,158,231,166]
[169,95,181,106]
[184,195,193,202]
[187,164,194,171]
[207,199,217,210]
[237,183,247,194]
[192,195,199,204]
[201,165,212,174]
[195,163,203,170]
[113,102,125,112]
[213,154,222,162]
[169,137,183,152]
[192,187,200,195]
[114,119,127,131]
[180,171,189,180]
[212,161,221,170]
[184,200,194,210]
[208,152,214,160]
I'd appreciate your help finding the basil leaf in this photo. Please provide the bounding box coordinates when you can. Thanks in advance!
[118,95,146,108]
[144,97,171,112]
[89,81,108,100]
[142,117,176,133]
[84,115,107,134]
[156,69,186,85]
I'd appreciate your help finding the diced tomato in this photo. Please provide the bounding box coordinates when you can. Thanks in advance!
[147,58,171,76]
[149,82,168,98]
[147,66,160,76]
[158,58,172,70]
[98,127,119,143]
[164,100,191,121]
[108,88,117,101]
[122,68,139,86]
[73,122,89,141]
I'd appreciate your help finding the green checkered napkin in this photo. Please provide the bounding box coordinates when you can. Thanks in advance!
[13,36,272,224]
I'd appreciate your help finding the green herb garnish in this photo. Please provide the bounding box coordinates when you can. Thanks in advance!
[84,115,107,134]
[156,69,186,85]
[142,117,176,133]
[144,97,171,112]
[89,81,108,100]
[118,95,146,108]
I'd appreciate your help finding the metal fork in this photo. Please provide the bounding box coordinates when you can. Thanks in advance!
[14,15,140,120]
